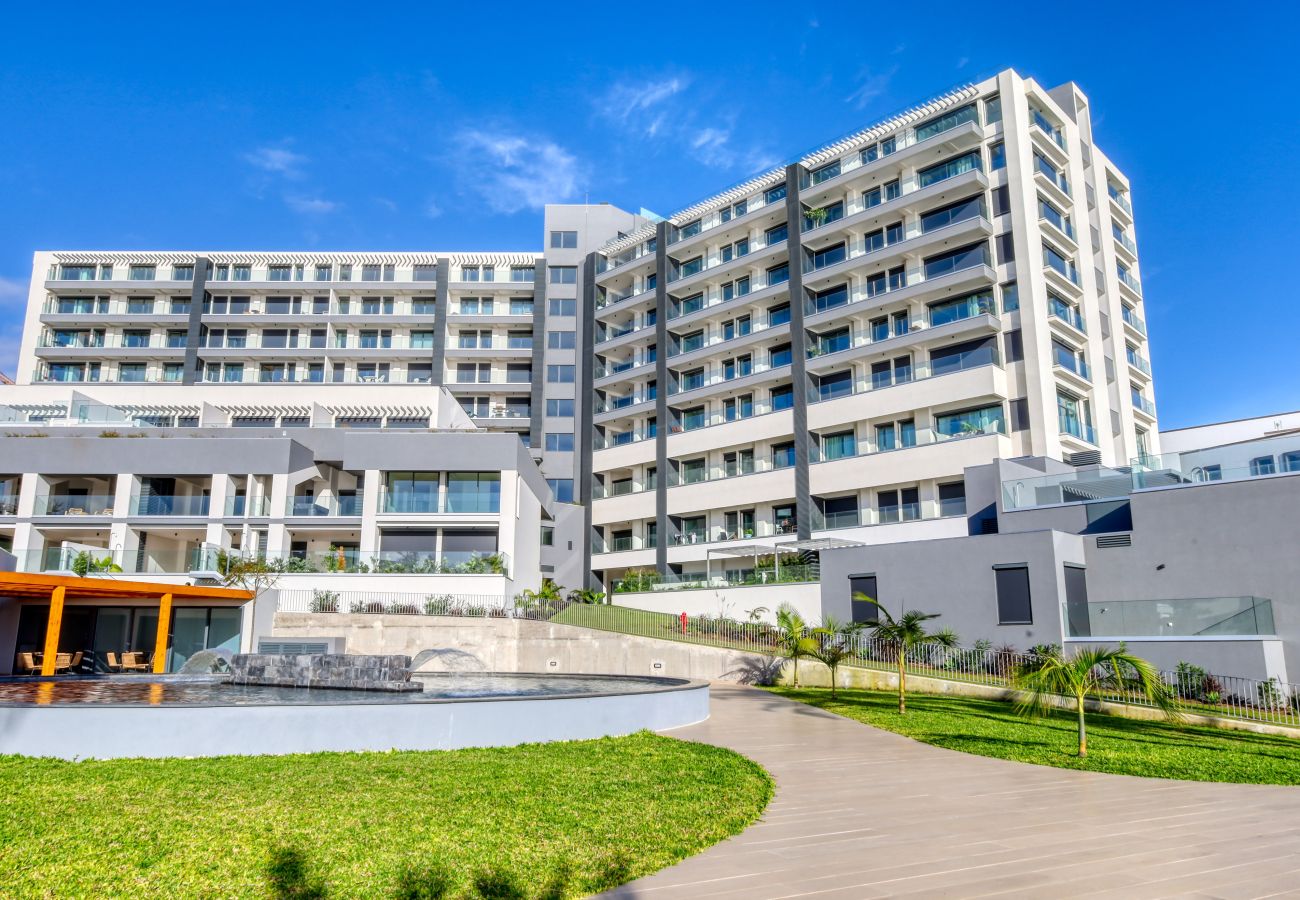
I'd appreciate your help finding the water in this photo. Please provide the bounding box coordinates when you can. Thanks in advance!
[0,673,689,707]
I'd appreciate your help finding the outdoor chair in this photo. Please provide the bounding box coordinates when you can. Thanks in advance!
[104,652,123,672]
[121,652,150,672]
[52,653,73,674]
[15,652,39,676]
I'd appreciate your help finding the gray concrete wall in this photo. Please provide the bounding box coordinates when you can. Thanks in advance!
[272,613,783,683]
[819,529,1081,651]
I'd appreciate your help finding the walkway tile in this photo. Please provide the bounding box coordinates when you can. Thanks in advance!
[605,684,1300,899]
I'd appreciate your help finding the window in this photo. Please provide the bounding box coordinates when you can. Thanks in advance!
[921,195,985,233]
[128,264,155,281]
[984,94,1002,124]
[268,265,292,281]
[1282,452,1300,473]
[772,441,796,469]
[990,141,1006,170]
[817,370,853,401]
[918,151,982,188]
[547,364,575,383]
[541,526,554,547]
[1001,281,1020,312]
[850,575,879,623]
[769,343,792,368]
[939,482,966,517]
[547,331,575,349]
[549,266,577,284]
[162,363,184,383]
[550,230,578,249]
[931,337,997,376]
[768,302,790,326]
[936,403,1005,437]
[314,264,334,281]
[820,495,859,529]
[545,433,575,452]
[771,384,794,410]
[923,242,989,280]
[444,472,501,513]
[546,399,574,418]
[813,284,848,313]
[59,264,97,280]
[172,264,194,281]
[764,222,788,245]
[511,266,535,282]
[928,291,993,326]
[549,298,576,317]
[361,264,381,282]
[877,487,919,523]
[810,242,846,270]
[764,184,787,204]
[118,363,147,382]
[679,367,704,391]
[994,565,1033,624]
[232,264,251,281]
[821,431,856,461]
[810,160,841,184]
[1250,456,1276,477]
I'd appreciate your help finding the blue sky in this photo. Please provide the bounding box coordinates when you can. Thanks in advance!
[0,1,1295,428]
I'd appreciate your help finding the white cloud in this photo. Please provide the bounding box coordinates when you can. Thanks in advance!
[845,67,898,109]
[690,127,734,167]
[284,195,339,214]
[242,145,307,178]
[423,197,443,219]
[455,130,580,214]
[596,76,688,134]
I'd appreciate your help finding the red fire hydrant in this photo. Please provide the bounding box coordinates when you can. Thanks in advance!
[680,611,688,635]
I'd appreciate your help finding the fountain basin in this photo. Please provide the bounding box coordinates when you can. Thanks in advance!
[0,673,709,760]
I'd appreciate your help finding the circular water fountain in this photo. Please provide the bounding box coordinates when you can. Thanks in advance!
[0,671,709,760]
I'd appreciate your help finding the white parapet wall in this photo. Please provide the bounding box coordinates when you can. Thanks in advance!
[611,582,824,625]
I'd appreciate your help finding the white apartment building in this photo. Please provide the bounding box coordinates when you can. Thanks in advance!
[585,69,1155,590]
[4,68,1155,597]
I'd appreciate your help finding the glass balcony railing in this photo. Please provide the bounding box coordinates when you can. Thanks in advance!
[33,494,117,516]
[0,495,18,516]
[379,489,500,514]
[189,547,510,577]
[131,494,212,516]
[1117,267,1143,294]
[1122,306,1147,335]
[1114,229,1138,255]
[1058,414,1097,444]
[1053,352,1090,381]
[1070,596,1275,638]
[1132,393,1156,416]
[1126,351,1152,375]
[1031,109,1067,150]
[224,495,271,517]
[1048,299,1086,332]
[286,494,364,516]
[1107,184,1133,215]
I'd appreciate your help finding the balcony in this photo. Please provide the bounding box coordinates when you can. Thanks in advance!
[224,495,271,517]
[1047,299,1086,334]
[131,494,211,516]
[1116,267,1143,297]
[1132,393,1157,418]
[33,494,117,517]
[379,490,500,515]
[1126,350,1152,377]
[1058,414,1097,445]
[1121,306,1147,337]
[197,548,510,577]
[286,494,364,517]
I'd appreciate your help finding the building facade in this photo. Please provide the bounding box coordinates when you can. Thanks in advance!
[3,68,1156,602]
[586,69,1154,591]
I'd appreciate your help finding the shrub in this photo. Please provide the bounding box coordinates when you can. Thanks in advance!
[424,595,456,616]
[387,602,421,615]
[1258,678,1284,710]
[309,589,340,613]
[1175,661,1208,699]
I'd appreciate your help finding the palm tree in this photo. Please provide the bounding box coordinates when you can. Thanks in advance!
[812,616,862,697]
[516,578,565,613]
[774,604,818,688]
[1013,645,1178,758]
[854,593,957,714]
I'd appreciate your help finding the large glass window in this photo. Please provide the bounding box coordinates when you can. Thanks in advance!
[813,284,848,313]
[930,337,997,376]
[384,471,440,513]
[928,291,993,326]
[821,431,856,461]
[445,472,500,513]
[935,404,1005,437]
[917,151,981,188]
[914,104,977,142]
[920,195,984,233]
[923,242,989,280]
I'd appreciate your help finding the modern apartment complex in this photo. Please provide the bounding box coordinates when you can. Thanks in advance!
[3,68,1155,601]
[586,69,1154,590]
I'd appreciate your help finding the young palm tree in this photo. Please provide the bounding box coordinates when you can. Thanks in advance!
[774,604,819,688]
[853,593,957,714]
[1013,645,1178,757]
[812,616,862,697]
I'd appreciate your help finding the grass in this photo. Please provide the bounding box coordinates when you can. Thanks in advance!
[768,687,1300,785]
[0,732,771,899]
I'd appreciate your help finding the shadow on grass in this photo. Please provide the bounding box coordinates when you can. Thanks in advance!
[266,847,327,900]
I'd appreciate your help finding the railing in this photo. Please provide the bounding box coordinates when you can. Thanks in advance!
[286,495,364,516]
[188,548,511,577]
[1126,351,1152,375]
[1048,300,1086,332]
[1108,184,1133,215]
[1058,415,1097,444]
[1121,306,1147,335]
[276,589,509,616]
[544,604,1300,728]
[612,561,817,592]
[32,494,117,516]
[0,496,18,516]
[1117,267,1143,295]
[224,495,271,517]
[1132,393,1157,416]
[1073,596,1275,638]
[379,490,500,514]
[131,494,211,516]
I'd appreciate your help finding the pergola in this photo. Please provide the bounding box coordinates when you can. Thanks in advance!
[0,572,252,676]
[703,537,864,582]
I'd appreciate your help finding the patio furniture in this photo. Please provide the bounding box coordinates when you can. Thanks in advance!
[15,652,39,676]
[121,652,150,672]
[104,651,123,672]
[52,653,74,673]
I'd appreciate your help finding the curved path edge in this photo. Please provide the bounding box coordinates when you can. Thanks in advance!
[604,684,1300,899]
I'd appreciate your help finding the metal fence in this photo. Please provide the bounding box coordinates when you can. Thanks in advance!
[532,601,1300,728]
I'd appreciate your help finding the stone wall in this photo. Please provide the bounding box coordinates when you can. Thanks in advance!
[229,653,421,692]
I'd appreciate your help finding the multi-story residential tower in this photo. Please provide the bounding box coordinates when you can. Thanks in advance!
[586,69,1155,590]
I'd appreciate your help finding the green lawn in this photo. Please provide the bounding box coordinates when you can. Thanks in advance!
[0,732,771,899]
[769,687,1300,785]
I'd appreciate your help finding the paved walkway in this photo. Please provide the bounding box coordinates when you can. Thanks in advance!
[606,684,1300,899]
